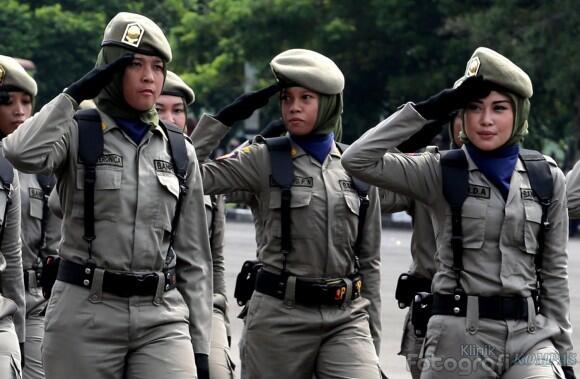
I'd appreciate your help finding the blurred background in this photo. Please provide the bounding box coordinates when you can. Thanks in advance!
[1,0,579,167]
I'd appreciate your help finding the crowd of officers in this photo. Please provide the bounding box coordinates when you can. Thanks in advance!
[0,10,576,379]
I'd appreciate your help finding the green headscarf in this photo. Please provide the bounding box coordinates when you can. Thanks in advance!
[314,93,343,142]
[94,46,161,126]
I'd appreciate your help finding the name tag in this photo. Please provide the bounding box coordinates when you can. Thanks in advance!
[97,154,123,167]
[521,188,538,201]
[154,160,174,175]
[269,176,313,187]
[29,188,44,200]
[468,184,490,199]
[339,180,357,192]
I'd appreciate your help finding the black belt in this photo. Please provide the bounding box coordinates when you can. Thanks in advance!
[432,293,530,320]
[57,259,177,297]
[255,269,362,306]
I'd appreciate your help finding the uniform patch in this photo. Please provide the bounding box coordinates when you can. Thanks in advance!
[121,23,144,47]
[465,56,481,77]
[28,188,44,200]
[468,184,490,199]
[521,188,538,201]
[339,180,357,192]
[154,160,174,175]
[97,154,123,167]
[0,65,5,85]
[270,176,313,188]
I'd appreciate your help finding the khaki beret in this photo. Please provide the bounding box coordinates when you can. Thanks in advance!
[101,12,172,62]
[162,71,195,105]
[270,49,344,95]
[454,47,532,98]
[0,55,38,96]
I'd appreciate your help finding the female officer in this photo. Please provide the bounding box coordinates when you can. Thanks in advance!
[3,13,212,379]
[0,55,61,379]
[342,47,573,378]
[0,55,26,379]
[156,71,234,378]
[199,48,383,379]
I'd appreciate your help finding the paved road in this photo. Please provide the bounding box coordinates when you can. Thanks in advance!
[222,221,580,378]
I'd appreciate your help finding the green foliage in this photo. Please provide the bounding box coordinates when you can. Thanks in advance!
[1,0,578,162]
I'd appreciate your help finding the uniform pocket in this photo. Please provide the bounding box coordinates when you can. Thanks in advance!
[420,315,446,359]
[153,172,180,230]
[523,201,542,255]
[444,200,487,249]
[28,196,44,220]
[74,168,122,221]
[267,188,313,238]
[335,191,362,245]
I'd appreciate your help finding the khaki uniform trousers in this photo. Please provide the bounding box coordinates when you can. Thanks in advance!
[419,302,565,379]
[24,297,45,379]
[210,310,235,379]
[0,316,21,379]
[399,311,424,379]
[42,281,197,379]
[241,291,380,379]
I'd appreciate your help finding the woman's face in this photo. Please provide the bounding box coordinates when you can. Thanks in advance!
[464,90,514,151]
[281,86,319,136]
[0,91,33,135]
[122,53,164,111]
[156,95,186,130]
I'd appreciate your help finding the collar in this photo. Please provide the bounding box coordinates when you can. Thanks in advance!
[462,144,525,172]
[98,108,165,140]
[287,139,341,159]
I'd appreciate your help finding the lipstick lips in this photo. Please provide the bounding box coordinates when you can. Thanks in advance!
[139,89,155,96]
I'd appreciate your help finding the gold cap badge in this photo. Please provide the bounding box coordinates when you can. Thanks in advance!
[121,23,144,47]
[465,56,481,77]
[0,65,5,85]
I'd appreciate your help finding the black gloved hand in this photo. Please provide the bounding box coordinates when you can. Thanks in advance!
[64,53,134,104]
[194,353,209,379]
[414,76,490,121]
[19,342,25,368]
[259,119,286,138]
[563,366,576,379]
[397,117,451,153]
[215,83,281,126]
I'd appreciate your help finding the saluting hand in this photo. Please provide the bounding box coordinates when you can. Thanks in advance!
[215,83,281,126]
[64,53,135,104]
[414,76,491,121]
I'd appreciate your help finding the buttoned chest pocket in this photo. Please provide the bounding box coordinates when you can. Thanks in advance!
[445,200,487,249]
[154,172,180,231]
[268,189,313,239]
[523,201,543,255]
[335,191,361,245]
[74,168,122,221]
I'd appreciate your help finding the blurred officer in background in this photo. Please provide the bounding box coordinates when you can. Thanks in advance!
[343,47,573,378]
[157,71,235,378]
[0,54,61,379]
[3,12,212,379]
[0,54,27,379]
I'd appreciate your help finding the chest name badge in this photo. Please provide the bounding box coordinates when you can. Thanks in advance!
[97,154,123,167]
[29,188,44,200]
[520,188,538,201]
[468,184,490,199]
[154,160,174,175]
[269,176,313,188]
[339,180,357,192]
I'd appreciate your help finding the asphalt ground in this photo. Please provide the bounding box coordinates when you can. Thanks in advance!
[221,221,580,378]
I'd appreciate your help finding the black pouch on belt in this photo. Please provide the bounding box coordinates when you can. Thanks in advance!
[234,260,263,306]
[40,255,61,300]
[411,291,433,338]
[395,273,432,309]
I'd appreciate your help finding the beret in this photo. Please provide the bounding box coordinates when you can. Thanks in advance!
[162,71,195,104]
[0,55,37,96]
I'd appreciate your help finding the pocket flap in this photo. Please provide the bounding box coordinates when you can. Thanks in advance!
[269,189,312,209]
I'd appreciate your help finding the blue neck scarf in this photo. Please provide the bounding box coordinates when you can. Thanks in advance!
[115,118,150,145]
[465,143,520,200]
[290,133,334,164]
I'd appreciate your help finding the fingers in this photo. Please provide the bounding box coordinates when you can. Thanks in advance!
[108,53,135,72]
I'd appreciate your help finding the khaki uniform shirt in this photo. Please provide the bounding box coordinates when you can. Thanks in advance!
[0,144,25,342]
[566,159,580,218]
[198,125,383,352]
[342,103,572,358]
[3,94,213,354]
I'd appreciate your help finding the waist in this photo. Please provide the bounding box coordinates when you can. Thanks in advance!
[255,269,363,306]
[57,259,176,297]
[432,293,533,320]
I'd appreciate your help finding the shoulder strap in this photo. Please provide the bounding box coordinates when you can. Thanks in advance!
[264,136,293,273]
[159,121,190,267]
[0,155,14,246]
[519,148,553,311]
[74,108,103,262]
[440,149,469,290]
[36,174,57,259]
[337,142,370,271]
